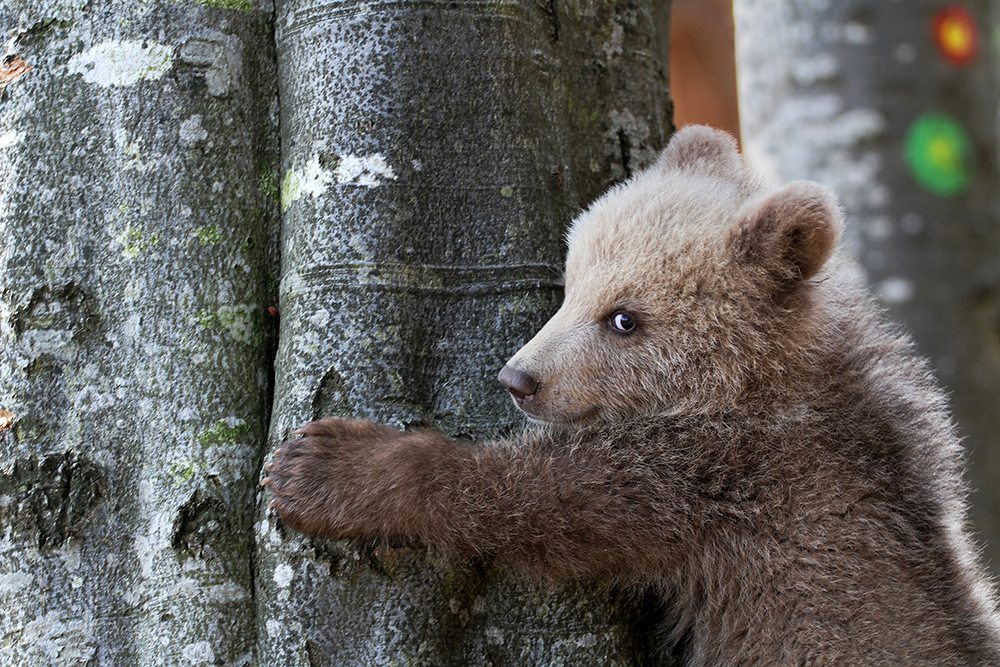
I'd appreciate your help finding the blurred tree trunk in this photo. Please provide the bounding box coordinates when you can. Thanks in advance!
[256,0,674,665]
[0,1,279,664]
[735,0,1000,572]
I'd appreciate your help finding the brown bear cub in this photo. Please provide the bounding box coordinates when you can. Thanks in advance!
[265,126,1000,665]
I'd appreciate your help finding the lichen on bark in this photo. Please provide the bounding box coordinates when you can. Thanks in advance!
[3,0,679,663]
[0,1,279,664]
[258,0,674,665]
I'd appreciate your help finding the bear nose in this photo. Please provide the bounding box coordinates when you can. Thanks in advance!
[498,364,538,402]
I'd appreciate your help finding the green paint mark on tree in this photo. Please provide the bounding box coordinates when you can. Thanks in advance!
[904,112,972,197]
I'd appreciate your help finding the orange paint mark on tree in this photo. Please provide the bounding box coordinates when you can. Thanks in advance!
[933,6,978,66]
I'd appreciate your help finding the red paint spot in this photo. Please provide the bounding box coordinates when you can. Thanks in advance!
[933,6,978,66]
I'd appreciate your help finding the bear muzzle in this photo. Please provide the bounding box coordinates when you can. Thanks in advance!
[498,364,538,406]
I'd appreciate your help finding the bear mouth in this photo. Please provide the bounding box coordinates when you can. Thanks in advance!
[517,402,602,428]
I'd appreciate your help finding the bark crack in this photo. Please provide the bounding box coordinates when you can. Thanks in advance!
[544,0,559,42]
[618,128,633,179]
[0,452,105,549]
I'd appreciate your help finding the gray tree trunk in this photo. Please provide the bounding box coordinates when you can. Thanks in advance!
[1,0,677,665]
[735,0,1000,573]
[256,0,674,665]
[0,1,279,665]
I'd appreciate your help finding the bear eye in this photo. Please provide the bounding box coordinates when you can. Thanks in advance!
[609,311,637,334]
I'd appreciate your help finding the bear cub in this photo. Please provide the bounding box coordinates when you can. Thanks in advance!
[265,126,1000,665]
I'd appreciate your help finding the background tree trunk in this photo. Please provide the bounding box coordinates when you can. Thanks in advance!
[255,0,675,665]
[0,1,279,664]
[735,0,1000,572]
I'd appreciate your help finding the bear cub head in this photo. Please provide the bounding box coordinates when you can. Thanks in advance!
[499,126,844,425]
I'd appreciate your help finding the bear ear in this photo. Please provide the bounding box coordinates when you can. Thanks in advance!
[731,180,843,289]
[655,125,743,180]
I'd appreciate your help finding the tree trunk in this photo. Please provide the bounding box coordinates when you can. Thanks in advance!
[0,0,677,663]
[256,0,674,665]
[735,0,1000,573]
[0,1,279,664]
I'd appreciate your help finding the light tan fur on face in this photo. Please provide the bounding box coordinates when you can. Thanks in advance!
[505,127,840,424]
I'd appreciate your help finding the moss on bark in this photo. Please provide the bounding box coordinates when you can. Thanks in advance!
[0,1,279,664]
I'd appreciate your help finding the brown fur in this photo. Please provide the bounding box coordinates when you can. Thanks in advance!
[265,126,1000,665]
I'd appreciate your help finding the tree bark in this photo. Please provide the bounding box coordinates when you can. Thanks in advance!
[257,0,674,665]
[0,1,279,664]
[0,0,677,664]
[735,0,1000,573]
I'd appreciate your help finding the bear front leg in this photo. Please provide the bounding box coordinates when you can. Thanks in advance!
[264,417,470,543]
[266,419,683,582]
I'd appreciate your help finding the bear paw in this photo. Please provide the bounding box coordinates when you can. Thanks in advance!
[263,417,402,538]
